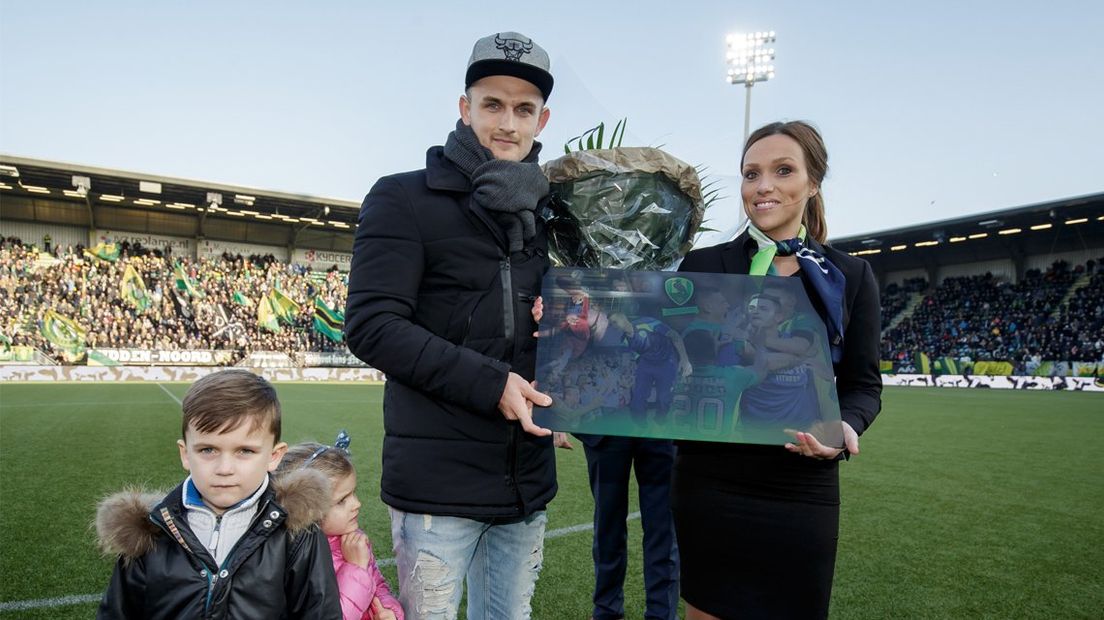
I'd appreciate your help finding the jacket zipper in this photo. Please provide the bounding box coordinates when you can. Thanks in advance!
[209,515,222,552]
[500,257,514,347]
[205,514,223,613]
[149,513,217,614]
[205,569,215,614]
[501,255,521,507]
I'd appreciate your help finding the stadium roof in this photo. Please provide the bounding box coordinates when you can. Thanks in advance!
[4,154,1100,268]
[0,154,360,250]
[830,192,1104,275]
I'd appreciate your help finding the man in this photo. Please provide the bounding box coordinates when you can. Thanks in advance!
[681,286,743,366]
[345,32,558,620]
[542,272,604,381]
[576,312,690,620]
[608,313,692,425]
[739,291,823,440]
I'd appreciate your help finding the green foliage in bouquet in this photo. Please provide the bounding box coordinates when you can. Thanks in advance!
[564,119,628,153]
[693,166,726,236]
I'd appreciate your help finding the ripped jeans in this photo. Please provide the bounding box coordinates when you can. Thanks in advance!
[389,508,547,620]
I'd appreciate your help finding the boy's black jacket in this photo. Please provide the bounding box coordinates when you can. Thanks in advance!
[95,468,341,619]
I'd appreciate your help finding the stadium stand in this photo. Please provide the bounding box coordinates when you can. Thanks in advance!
[880,259,1104,372]
[3,236,1101,373]
[0,236,348,365]
[879,276,927,329]
[832,191,1104,377]
[2,155,1102,378]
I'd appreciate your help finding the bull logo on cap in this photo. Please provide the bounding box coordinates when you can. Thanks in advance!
[495,34,534,61]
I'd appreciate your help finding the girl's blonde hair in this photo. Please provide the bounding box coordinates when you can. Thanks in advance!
[275,441,355,482]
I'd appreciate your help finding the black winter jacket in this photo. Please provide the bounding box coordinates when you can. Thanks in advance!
[95,470,341,619]
[345,146,556,519]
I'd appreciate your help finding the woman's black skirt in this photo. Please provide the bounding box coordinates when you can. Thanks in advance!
[671,445,841,619]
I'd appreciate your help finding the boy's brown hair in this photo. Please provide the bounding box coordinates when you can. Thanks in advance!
[181,369,281,440]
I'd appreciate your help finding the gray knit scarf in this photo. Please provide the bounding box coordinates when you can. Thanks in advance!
[443,119,549,252]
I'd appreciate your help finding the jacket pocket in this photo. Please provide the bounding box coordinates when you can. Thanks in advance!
[515,290,538,354]
[442,291,477,344]
[445,289,504,347]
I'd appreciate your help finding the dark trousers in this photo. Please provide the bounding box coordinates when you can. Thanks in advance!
[629,358,678,423]
[582,436,679,620]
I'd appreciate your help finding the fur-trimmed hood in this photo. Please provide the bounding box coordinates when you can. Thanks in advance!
[96,468,332,561]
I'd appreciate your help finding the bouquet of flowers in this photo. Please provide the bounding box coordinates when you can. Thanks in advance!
[541,122,709,270]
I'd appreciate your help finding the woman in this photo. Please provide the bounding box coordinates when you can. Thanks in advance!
[673,121,883,619]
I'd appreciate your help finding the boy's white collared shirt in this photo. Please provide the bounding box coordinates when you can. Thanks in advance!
[183,474,269,567]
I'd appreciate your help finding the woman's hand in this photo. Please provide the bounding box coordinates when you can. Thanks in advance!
[340,531,371,569]
[785,422,859,460]
[531,296,543,337]
[553,431,573,450]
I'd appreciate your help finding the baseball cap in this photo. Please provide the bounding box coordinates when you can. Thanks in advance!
[465,31,553,100]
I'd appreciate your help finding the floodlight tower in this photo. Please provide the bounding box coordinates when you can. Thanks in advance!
[726,31,776,144]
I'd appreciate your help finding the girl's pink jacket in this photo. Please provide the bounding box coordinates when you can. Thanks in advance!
[328,532,404,620]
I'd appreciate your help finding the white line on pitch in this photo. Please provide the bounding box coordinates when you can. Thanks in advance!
[0,512,642,611]
[0,594,102,613]
[156,383,182,405]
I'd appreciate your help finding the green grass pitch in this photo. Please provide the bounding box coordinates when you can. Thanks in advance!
[1,384,1101,618]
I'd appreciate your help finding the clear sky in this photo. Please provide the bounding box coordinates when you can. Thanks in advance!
[1,1,1101,242]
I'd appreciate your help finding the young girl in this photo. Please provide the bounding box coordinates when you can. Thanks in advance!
[276,432,403,620]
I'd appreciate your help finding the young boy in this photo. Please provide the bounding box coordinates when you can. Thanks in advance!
[95,369,341,619]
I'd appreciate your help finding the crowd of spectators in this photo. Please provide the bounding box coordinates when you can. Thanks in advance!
[880,276,928,327]
[3,235,1103,369]
[0,237,348,363]
[881,259,1104,368]
[1052,263,1104,362]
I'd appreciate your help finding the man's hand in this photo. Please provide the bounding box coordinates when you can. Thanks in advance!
[668,330,693,378]
[499,372,552,437]
[340,531,370,569]
[678,358,693,378]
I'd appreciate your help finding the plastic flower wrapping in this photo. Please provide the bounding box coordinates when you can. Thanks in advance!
[542,147,706,271]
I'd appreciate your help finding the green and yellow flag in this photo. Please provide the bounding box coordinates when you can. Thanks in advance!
[312,297,344,342]
[174,262,204,298]
[932,356,959,376]
[40,310,86,353]
[232,291,254,307]
[974,361,1013,376]
[1075,362,1099,378]
[87,350,120,366]
[120,264,151,311]
[257,295,280,333]
[84,242,120,262]
[914,352,931,375]
[269,289,300,325]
